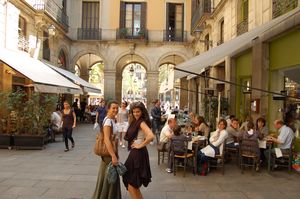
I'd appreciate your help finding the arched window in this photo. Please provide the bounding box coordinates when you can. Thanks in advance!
[58,49,67,68]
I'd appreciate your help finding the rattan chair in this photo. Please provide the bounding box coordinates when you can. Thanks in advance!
[271,137,295,172]
[171,139,195,177]
[239,138,259,174]
[208,140,226,175]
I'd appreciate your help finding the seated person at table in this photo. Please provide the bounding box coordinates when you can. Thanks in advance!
[184,123,195,136]
[256,117,269,137]
[194,115,210,138]
[197,119,228,175]
[226,118,241,148]
[239,121,264,171]
[158,118,177,151]
[264,120,294,165]
[166,125,191,173]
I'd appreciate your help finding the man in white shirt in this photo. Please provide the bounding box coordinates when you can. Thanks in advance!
[159,118,177,144]
[264,120,294,165]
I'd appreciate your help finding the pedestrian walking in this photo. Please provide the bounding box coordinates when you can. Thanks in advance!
[91,100,121,199]
[61,101,76,152]
[95,100,107,131]
[117,101,129,148]
[151,99,162,143]
[123,102,154,199]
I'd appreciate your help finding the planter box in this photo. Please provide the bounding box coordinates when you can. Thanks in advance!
[0,134,13,149]
[14,134,46,150]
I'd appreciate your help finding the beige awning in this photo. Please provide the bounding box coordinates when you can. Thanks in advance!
[175,7,300,79]
[0,48,82,94]
[44,62,102,94]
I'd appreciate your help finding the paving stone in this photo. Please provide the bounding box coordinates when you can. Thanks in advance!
[0,124,299,199]
[167,191,208,199]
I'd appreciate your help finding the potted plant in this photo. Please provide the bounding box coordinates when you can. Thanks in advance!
[0,115,12,149]
[119,28,128,39]
[14,92,57,149]
[0,89,57,149]
[138,30,145,40]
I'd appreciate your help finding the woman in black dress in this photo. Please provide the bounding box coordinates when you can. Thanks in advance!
[123,102,154,199]
[61,101,76,152]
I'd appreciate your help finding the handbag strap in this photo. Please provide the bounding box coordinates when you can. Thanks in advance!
[102,117,115,139]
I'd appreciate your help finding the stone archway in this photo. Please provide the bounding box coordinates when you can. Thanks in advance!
[115,53,149,106]
[157,53,187,109]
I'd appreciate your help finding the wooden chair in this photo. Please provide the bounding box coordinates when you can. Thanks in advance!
[171,139,195,177]
[208,140,226,175]
[239,138,259,174]
[157,142,169,165]
[271,137,295,172]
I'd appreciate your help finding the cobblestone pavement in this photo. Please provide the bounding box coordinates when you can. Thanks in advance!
[0,124,300,199]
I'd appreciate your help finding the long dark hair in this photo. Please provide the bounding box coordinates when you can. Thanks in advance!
[129,102,151,127]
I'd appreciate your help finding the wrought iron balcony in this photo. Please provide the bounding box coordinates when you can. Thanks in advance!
[272,0,298,19]
[18,34,29,52]
[163,30,187,42]
[191,0,212,31]
[77,28,102,40]
[116,28,148,40]
[237,20,248,36]
[31,0,69,31]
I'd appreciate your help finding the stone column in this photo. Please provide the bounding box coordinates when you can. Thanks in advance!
[179,77,188,110]
[251,39,269,121]
[146,71,159,109]
[104,69,116,101]
[115,70,122,103]
[229,57,236,115]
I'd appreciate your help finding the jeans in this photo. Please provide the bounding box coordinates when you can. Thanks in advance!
[152,120,161,142]
[63,127,74,149]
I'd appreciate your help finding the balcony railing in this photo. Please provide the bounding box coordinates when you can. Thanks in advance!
[163,30,187,42]
[31,0,69,31]
[116,28,148,40]
[237,20,248,36]
[18,34,29,52]
[191,0,212,31]
[272,0,298,19]
[77,28,102,40]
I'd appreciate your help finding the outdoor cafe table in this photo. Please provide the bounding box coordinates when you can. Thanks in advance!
[188,136,207,170]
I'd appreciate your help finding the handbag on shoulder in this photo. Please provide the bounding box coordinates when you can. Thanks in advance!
[94,118,117,157]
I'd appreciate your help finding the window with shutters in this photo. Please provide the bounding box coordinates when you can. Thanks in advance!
[78,1,101,40]
[119,2,147,39]
[165,3,185,42]
[219,19,224,45]
[205,34,210,51]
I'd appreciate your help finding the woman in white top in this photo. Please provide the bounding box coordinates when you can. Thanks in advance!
[117,101,129,148]
[197,119,228,175]
[91,101,121,199]
[123,102,154,199]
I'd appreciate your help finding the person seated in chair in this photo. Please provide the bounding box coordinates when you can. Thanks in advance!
[158,118,177,151]
[166,125,191,173]
[226,118,241,148]
[239,121,263,171]
[264,119,294,167]
[197,119,228,175]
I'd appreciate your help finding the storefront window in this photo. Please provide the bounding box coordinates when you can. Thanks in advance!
[284,77,300,130]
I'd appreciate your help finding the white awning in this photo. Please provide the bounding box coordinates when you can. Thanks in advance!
[0,48,82,94]
[44,62,102,94]
[175,7,300,79]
